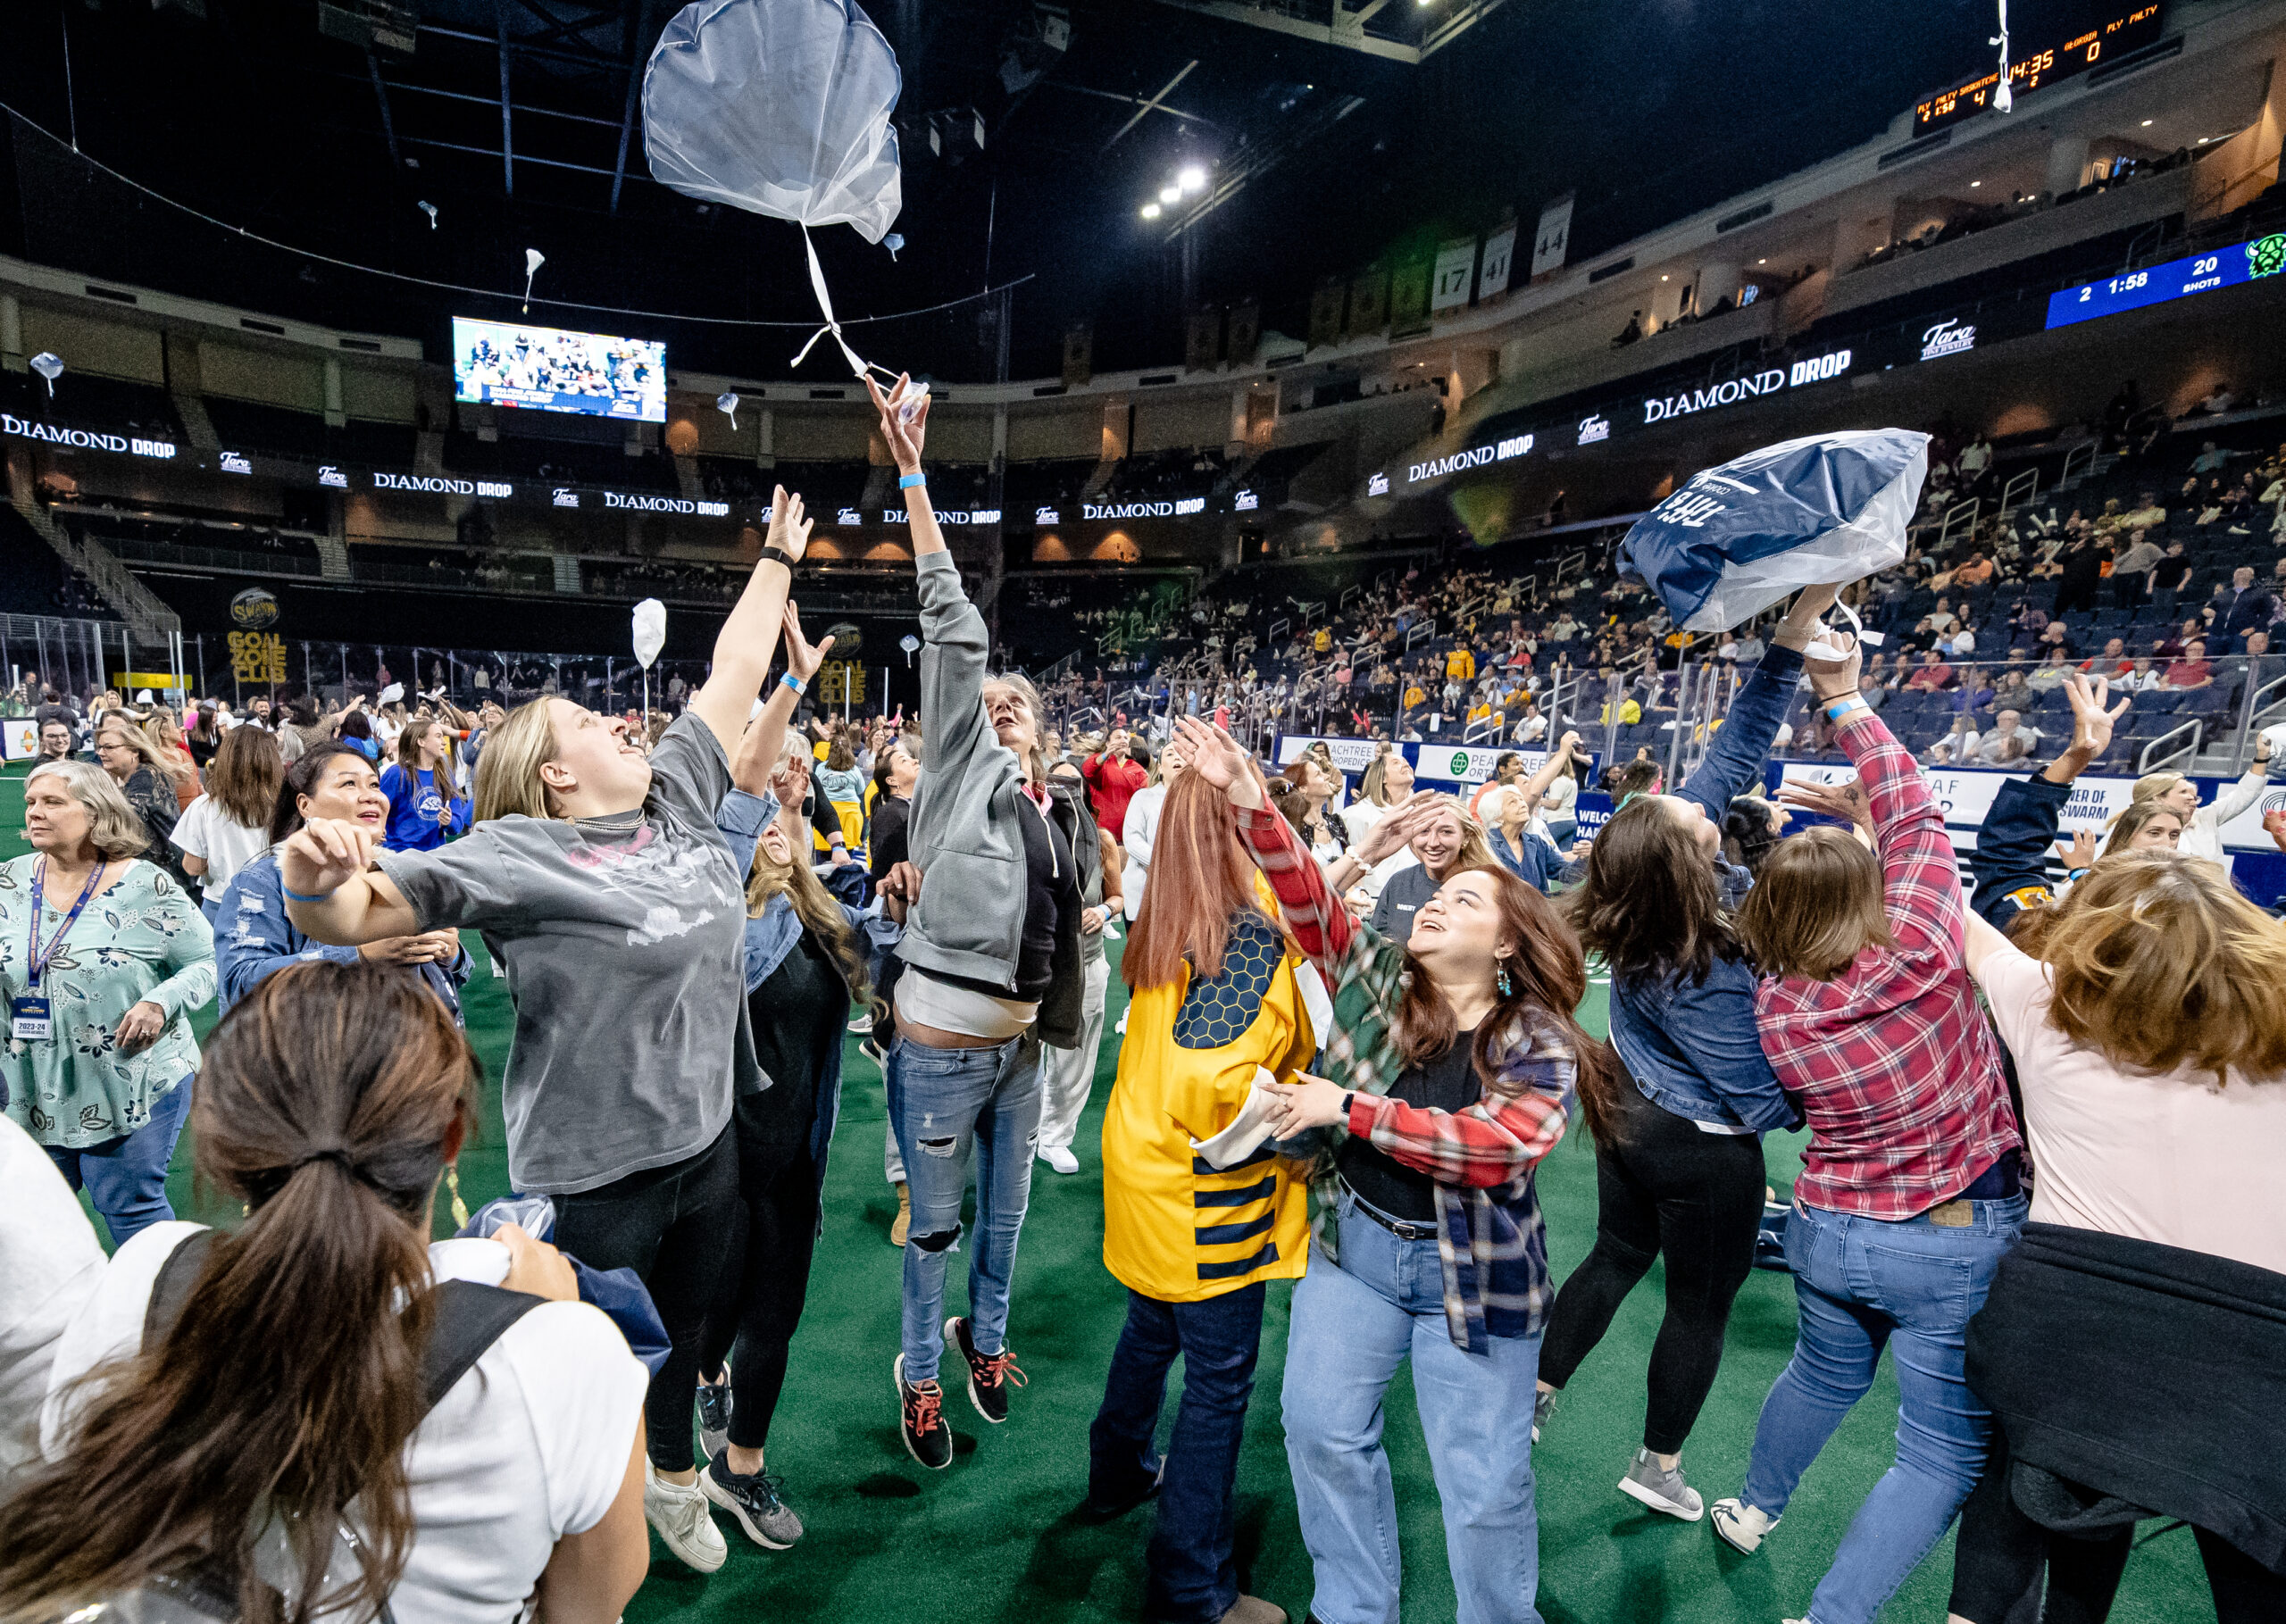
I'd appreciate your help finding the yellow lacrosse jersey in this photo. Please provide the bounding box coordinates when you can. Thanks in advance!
[1101,905,1316,1303]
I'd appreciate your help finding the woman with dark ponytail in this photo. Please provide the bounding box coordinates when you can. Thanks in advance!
[0,962,650,1624]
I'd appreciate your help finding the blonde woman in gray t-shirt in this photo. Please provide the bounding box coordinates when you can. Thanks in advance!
[277,489,820,1578]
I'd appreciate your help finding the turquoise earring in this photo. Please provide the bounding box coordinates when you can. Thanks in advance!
[1497,964,1514,998]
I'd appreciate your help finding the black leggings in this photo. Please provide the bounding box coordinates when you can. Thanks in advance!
[1951,1425,2286,1624]
[697,1112,823,1453]
[552,1124,741,1472]
[1536,1078,1765,1455]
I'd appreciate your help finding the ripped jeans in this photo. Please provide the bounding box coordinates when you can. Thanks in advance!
[884,1029,1044,1383]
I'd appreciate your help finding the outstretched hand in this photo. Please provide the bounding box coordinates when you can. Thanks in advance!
[766,486,813,562]
[1172,716,1258,804]
[865,373,930,473]
[1356,790,1447,866]
[2056,829,2099,870]
[1775,775,1873,836]
[2059,672,2131,761]
[782,602,835,683]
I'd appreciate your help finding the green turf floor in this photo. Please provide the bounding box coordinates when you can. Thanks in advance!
[2,764,2206,1623]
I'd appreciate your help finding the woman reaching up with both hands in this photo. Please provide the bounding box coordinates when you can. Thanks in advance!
[277,484,820,1578]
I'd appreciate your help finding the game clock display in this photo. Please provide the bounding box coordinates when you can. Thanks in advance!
[1915,2,2165,131]
[2046,234,2286,329]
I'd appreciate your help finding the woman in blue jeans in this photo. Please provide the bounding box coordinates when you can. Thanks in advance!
[1184,719,1600,1624]
[870,375,1087,1471]
[1722,632,2027,1624]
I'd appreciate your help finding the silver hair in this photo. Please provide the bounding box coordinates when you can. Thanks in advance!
[25,759,152,861]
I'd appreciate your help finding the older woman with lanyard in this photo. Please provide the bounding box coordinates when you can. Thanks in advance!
[274,487,817,1577]
[864,372,1085,1475]
[1,761,214,1245]
[1184,717,1598,1624]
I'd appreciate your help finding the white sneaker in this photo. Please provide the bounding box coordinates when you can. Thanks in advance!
[1617,1448,1704,1521]
[1039,1145,1080,1175]
[1711,1496,1779,1554]
[847,1012,874,1034]
[645,1458,728,1573]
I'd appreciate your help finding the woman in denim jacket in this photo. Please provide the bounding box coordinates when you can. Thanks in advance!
[1530,586,1831,1521]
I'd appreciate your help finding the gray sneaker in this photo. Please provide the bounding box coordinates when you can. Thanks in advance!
[1531,1387,1556,1444]
[696,1379,732,1462]
[702,1453,805,1549]
[1618,1447,1705,1521]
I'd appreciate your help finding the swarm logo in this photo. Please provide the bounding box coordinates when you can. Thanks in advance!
[229,588,279,629]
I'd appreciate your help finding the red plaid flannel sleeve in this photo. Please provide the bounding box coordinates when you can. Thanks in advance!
[1233,804,1354,976]
[1836,709,1966,962]
[1345,1020,1572,1189]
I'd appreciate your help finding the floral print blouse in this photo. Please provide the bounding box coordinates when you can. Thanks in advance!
[0,856,215,1150]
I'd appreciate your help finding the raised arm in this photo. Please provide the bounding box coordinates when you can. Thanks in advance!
[869,374,941,558]
[1675,587,1829,818]
[1810,639,1965,962]
[1966,674,2127,929]
[280,819,424,945]
[1513,731,1581,821]
[685,487,807,751]
[730,603,834,799]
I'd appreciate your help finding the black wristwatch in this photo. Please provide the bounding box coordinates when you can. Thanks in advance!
[1341,1091,1356,1121]
[761,545,800,573]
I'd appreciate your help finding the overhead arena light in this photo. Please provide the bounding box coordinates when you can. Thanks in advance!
[1177,164,1207,195]
[1159,184,1182,204]
[1140,202,1162,220]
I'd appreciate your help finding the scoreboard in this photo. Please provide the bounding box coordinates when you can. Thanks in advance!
[2045,235,2286,329]
[1915,2,2165,132]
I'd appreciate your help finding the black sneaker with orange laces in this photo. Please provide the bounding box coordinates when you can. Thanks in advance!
[895,1353,952,1470]
[945,1315,1027,1425]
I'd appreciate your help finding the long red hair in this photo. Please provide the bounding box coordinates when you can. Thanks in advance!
[1124,770,1265,992]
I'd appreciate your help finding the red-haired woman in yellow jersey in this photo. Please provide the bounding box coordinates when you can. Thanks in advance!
[1089,767,1316,1624]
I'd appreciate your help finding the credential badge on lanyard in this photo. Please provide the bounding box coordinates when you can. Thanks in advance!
[15,857,104,1042]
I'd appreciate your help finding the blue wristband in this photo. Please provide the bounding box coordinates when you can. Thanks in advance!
[281,887,334,904]
[780,672,807,696]
[899,471,925,490]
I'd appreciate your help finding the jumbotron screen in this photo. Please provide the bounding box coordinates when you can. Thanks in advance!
[452,318,667,422]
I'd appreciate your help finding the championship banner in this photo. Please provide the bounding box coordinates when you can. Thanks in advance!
[1478,222,1518,301]
[1431,237,1478,313]
[1530,193,1574,279]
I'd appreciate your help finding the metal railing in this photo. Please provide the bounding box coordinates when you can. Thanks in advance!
[2139,717,2203,774]
[1940,497,1982,548]
[1998,466,2040,517]
[2059,441,2098,487]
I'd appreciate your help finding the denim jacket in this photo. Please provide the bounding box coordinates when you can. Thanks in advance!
[213,849,471,1023]
[715,789,902,1203]
[1607,645,1804,1135]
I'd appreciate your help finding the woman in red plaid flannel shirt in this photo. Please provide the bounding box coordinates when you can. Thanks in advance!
[1712,632,2026,1624]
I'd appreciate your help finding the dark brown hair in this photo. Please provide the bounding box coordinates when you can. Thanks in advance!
[269,741,371,844]
[0,962,478,1624]
[1395,863,1611,1118]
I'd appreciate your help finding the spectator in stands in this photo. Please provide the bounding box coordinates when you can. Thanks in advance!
[1906,651,1955,693]
[1717,636,2025,1622]
[1974,710,2039,765]
[1534,589,1826,1521]
[0,762,214,1246]
[1948,854,2286,1624]
[2053,537,2107,617]
[35,719,76,764]
[0,964,651,1624]
[2165,639,2215,689]
[2128,735,2274,865]
[1928,712,1981,765]
[173,723,284,924]
[2220,566,2276,648]
[2195,380,2237,415]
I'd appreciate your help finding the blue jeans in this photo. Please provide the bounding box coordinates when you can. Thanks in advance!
[46,1073,194,1247]
[1740,1194,2028,1624]
[1089,1284,1267,1623]
[885,1029,1042,1383]
[1283,1194,1544,1624]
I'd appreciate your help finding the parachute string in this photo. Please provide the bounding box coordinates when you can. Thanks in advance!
[0,102,1026,331]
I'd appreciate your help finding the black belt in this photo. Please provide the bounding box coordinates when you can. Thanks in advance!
[1341,1182,1439,1243]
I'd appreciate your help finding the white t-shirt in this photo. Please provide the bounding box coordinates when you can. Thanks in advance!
[171,795,272,896]
[0,1115,106,1475]
[1976,942,2286,1273]
[43,1224,647,1624]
